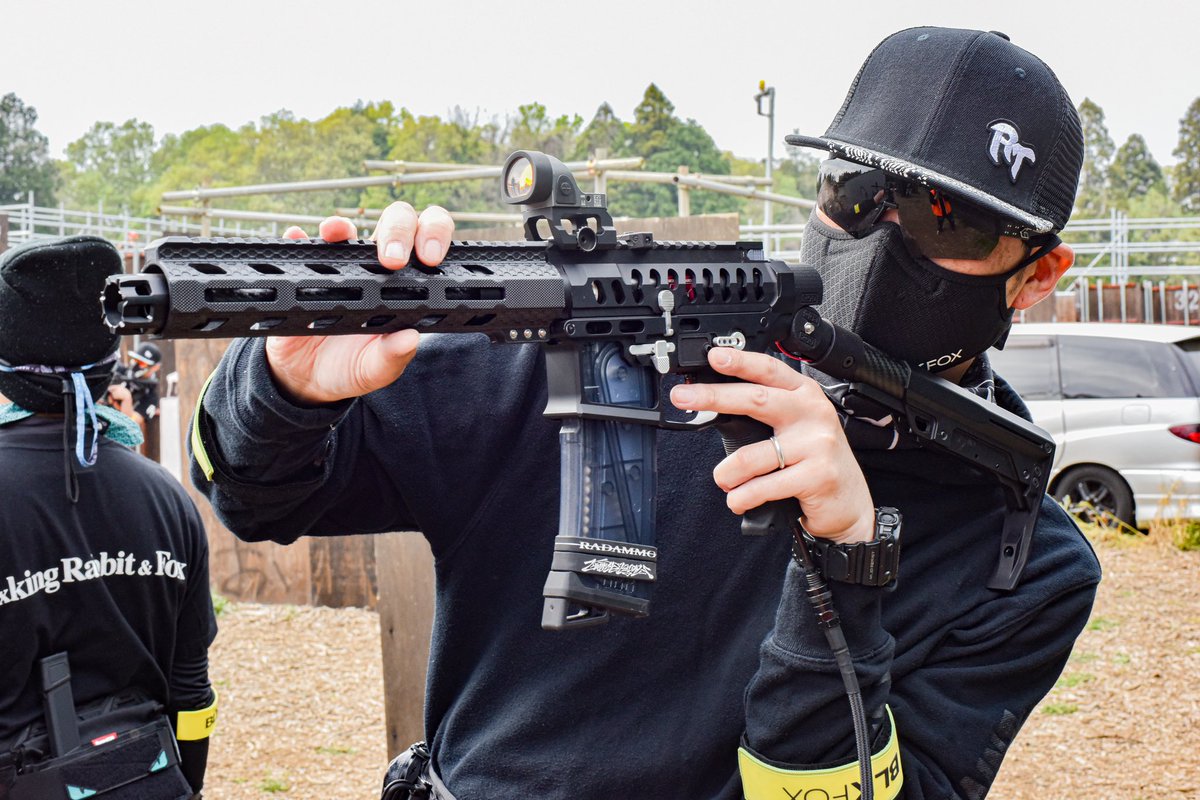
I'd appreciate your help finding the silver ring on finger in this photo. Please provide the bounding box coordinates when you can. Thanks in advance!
[770,435,787,471]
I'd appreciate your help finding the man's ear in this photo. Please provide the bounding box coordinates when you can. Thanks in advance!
[1010,243,1074,310]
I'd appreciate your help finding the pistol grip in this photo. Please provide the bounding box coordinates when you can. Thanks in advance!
[714,415,801,536]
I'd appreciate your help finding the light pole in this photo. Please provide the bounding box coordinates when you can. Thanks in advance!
[754,80,776,255]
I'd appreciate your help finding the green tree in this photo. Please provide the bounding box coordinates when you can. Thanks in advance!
[369,107,501,214]
[1123,184,1185,268]
[148,123,257,201]
[346,100,400,158]
[727,147,815,229]
[572,103,627,160]
[60,119,158,214]
[0,93,58,204]
[1172,97,1200,212]
[506,103,582,160]
[612,84,738,218]
[314,101,400,213]
[142,103,398,218]
[780,148,821,200]
[53,93,761,231]
[1108,134,1166,210]
[629,83,675,154]
[249,105,394,215]
[1075,98,1114,217]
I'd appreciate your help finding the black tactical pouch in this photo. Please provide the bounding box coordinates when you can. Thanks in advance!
[1,654,193,800]
[381,741,433,800]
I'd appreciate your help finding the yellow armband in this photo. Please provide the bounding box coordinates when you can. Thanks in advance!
[739,707,903,800]
[190,370,218,481]
[175,689,219,741]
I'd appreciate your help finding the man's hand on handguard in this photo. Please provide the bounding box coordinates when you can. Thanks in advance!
[264,202,455,405]
[670,348,876,544]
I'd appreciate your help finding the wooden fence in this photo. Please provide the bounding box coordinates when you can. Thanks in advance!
[1018,280,1200,325]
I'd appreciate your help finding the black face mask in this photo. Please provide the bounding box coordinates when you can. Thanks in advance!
[801,214,1025,373]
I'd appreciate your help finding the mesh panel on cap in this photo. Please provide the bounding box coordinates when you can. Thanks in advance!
[1031,91,1084,230]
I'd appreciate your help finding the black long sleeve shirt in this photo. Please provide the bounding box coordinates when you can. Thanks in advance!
[0,417,217,748]
[192,334,1099,799]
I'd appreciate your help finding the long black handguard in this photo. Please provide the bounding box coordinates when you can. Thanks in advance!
[102,237,565,339]
[102,236,813,346]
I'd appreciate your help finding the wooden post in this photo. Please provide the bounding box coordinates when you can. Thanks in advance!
[375,532,435,759]
[0,213,8,254]
[174,337,384,607]
[310,536,379,608]
[143,415,161,463]
[677,166,691,217]
[593,148,608,195]
[174,338,313,604]
[200,201,212,237]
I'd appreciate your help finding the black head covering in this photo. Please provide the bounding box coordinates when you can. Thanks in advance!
[785,27,1083,235]
[0,236,123,412]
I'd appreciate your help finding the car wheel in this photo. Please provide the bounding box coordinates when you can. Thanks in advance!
[1053,465,1135,529]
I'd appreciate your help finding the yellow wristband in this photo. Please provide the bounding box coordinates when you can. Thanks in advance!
[739,707,903,800]
[190,369,219,482]
[175,689,219,741]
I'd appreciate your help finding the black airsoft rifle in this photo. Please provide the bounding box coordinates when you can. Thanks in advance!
[102,150,1055,630]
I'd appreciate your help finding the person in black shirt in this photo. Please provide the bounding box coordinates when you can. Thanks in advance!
[0,237,217,798]
[123,341,163,422]
[192,27,1099,800]
[103,341,163,455]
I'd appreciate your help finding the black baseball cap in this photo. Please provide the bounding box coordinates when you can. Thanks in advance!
[786,27,1083,236]
[129,341,162,367]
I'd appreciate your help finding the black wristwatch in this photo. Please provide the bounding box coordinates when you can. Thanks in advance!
[800,507,902,587]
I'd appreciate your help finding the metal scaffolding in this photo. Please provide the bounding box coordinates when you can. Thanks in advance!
[154,154,813,243]
[5,177,1198,283]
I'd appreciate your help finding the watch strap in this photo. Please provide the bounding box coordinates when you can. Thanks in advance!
[801,507,901,587]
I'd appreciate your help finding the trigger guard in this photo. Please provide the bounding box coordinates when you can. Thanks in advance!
[659,409,717,431]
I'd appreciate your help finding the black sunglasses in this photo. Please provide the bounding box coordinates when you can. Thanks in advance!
[816,158,1058,266]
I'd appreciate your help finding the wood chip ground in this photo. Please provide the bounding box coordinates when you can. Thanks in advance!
[203,532,1199,799]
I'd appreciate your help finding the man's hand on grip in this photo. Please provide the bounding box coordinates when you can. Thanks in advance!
[670,348,876,544]
[264,203,454,405]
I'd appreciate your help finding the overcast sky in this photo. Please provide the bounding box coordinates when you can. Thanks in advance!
[4,1,1195,174]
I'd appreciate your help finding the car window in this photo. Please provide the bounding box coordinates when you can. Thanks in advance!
[1171,338,1200,392]
[989,336,1060,400]
[1059,336,1190,399]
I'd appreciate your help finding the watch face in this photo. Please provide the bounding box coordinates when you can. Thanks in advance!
[875,507,902,540]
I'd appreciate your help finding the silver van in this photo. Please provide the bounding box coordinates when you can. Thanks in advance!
[989,323,1200,528]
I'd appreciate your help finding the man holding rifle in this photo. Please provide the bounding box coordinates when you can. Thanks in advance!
[190,26,1099,799]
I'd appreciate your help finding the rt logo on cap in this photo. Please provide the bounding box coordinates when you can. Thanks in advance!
[987,120,1036,183]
